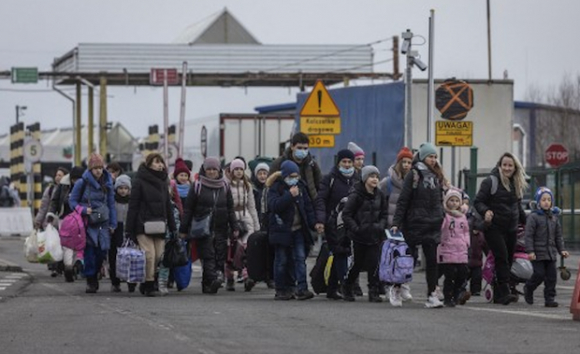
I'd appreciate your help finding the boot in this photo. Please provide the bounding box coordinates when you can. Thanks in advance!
[85,277,98,293]
[64,267,75,283]
[144,281,157,297]
[353,278,364,296]
[368,286,383,303]
[495,283,517,305]
[342,283,355,302]
[244,278,256,292]
[326,287,343,300]
[226,278,235,291]
[127,283,136,293]
[158,268,169,296]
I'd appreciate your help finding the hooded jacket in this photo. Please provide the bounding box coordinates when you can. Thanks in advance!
[265,171,316,247]
[48,174,74,220]
[392,161,445,245]
[379,164,406,227]
[437,208,470,264]
[125,164,176,238]
[342,182,388,245]
[270,147,322,203]
[525,209,563,261]
[314,166,356,225]
[229,178,260,238]
[474,167,527,232]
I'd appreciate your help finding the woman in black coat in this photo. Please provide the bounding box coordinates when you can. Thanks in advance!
[391,142,446,308]
[179,157,239,294]
[474,152,528,305]
[126,153,177,296]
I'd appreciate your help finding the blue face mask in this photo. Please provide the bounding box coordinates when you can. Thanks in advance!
[293,149,308,160]
[339,166,355,175]
[284,177,299,186]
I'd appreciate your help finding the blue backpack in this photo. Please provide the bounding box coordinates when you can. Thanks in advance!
[378,233,414,284]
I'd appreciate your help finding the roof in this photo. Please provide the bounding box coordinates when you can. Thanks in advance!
[254,102,296,114]
[173,8,260,45]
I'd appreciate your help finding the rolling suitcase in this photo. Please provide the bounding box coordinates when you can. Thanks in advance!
[246,231,269,282]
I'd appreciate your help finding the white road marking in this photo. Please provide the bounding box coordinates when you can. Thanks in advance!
[556,285,576,290]
[0,287,6,291]
[460,305,570,320]
[5,274,26,279]
[0,283,14,287]
[0,279,18,283]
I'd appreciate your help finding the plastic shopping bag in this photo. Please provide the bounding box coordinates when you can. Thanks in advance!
[116,239,146,283]
[37,224,63,263]
[174,258,192,291]
[24,229,39,263]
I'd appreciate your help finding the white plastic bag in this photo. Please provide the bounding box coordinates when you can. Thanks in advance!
[24,229,39,263]
[37,224,63,263]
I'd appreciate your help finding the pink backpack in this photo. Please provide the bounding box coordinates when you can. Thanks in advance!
[59,205,87,253]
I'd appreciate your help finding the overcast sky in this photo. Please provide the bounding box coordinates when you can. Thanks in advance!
[1,0,579,137]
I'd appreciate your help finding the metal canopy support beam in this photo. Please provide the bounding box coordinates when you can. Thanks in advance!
[99,76,108,160]
[75,81,82,166]
[88,86,94,154]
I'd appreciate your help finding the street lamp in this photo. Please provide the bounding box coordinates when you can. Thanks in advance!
[16,105,27,124]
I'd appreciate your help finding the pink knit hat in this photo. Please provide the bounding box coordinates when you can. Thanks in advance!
[88,153,105,170]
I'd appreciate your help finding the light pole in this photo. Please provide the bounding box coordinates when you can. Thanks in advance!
[16,105,27,124]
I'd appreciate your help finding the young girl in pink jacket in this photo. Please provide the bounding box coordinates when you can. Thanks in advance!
[437,188,471,307]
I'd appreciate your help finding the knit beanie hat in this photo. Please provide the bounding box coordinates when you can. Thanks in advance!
[348,142,365,157]
[114,174,132,190]
[280,160,300,178]
[397,147,414,162]
[254,162,270,176]
[418,142,437,161]
[361,165,380,183]
[70,166,84,180]
[203,157,221,171]
[230,158,246,171]
[337,149,355,163]
[444,188,463,207]
[88,153,105,170]
[534,187,554,209]
[173,158,191,178]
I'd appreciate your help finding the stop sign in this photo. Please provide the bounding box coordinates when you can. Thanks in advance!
[545,144,569,167]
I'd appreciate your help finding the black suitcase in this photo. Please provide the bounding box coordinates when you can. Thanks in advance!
[309,242,330,294]
[246,231,269,282]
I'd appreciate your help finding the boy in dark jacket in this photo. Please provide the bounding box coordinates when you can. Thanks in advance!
[524,187,569,307]
[109,174,131,292]
[342,165,388,303]
[267,160,317,300]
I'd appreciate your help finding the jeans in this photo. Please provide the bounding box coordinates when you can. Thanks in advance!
[408,240,439,296]
[345,242,380,288]
[526,260,557,302]
[485,226,517,288]
[274,230,307,292]
[84,244,107,278]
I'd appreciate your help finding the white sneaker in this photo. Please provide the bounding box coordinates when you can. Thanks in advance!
[400,284,413,302]
[389,286,403,307]
[435,286,444,301]
[425,291,444,308]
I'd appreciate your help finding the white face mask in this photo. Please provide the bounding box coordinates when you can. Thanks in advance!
[293,149,308,160]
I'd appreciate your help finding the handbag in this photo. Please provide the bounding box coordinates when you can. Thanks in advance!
[162,238,189,268]
[186,213,212,240]
[89,204,109,225]
[143,220,167,235]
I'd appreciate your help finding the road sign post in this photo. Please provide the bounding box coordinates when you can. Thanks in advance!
[11,67,38,84]
[545,143,569,168]
[435,120,473,147]
[299,80,340,148]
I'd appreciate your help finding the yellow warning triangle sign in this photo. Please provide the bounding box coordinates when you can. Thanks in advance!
[300,81,340,117]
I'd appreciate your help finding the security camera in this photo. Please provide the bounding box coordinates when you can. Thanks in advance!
[411,57,427,71]
[401,40,410,55]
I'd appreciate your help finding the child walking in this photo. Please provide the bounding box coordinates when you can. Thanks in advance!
[109,174,131,292]
[524,187,569,307]
[438,188,471,307]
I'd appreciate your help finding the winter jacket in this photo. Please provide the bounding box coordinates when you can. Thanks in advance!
[0,176,18,207]
[437,212,470,264]
[35,184,56,227]
[266,172,316,247]
[229,179,260,238]
[474,168,527,232]
[48,174,76,223]
[251,176,266,229]
[270,147,322,202]
[379,165,406,227]
[125,165,176,238]
[179,177,238,238]
[69,169,117,250]
[314,166,356,225]
[525,211,564,261]
[467,206,488,268]
[392,162,445,245]
[342,182,388,246]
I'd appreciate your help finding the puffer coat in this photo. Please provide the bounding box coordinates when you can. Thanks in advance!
[229,179,260,239]
[525,211,564,261]
[342,182,388,245]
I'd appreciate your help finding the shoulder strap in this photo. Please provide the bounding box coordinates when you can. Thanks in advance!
[194,180,202,196]
[329,177,335,192]
[412,169,420,189]
[489,175,498,196]
[386,176,393,194]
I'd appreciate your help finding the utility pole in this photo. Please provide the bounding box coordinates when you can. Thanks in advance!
[487,0,492,81]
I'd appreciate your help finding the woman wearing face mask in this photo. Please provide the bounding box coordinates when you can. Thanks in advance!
[314,149,357,300]
[474,152,528,305]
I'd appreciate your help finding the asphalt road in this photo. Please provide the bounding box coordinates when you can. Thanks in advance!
[1,236,579,354]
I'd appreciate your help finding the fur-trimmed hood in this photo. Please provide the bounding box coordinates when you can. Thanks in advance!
[266,171,282,188]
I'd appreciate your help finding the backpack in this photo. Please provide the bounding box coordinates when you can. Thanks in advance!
[489,175,499,195]
[378,234,414,284]
[59,205,87,252]
[327,197,347,242]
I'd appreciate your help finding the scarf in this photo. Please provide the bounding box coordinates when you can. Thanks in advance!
[176,183,190,198]
[115,193,129,204]
[199,175,227,189]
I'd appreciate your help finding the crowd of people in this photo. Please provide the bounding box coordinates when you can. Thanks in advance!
[29,131,570,308]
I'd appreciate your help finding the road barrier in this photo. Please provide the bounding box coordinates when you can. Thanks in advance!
[0,207,33,236]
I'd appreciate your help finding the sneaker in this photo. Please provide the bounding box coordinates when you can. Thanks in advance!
[342,284,356,302]
[127,283,136,293]
[545,301,559,308]
[111,284,122,293]
[326,290,343,300]
[204,280,221,294]
[275,291,292,301]
[158,287,169,296]
[425,292,444,308]
[353,284,364,297]
[226,279,235,292]
[236,274,244,284]
[434,286,444,301]
[524,286,533,305]
[244,278,255,292]
[389,286,403,307]
[296,289,314,300]
[457,290,471,305]
[400,284,413,302]
[444,299,456,307]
